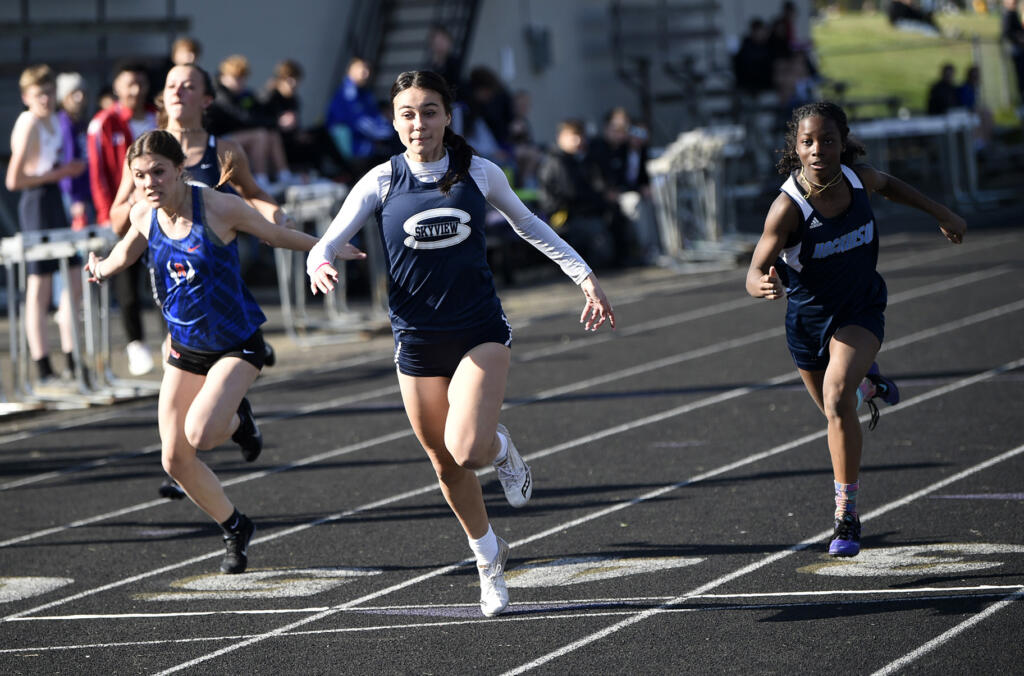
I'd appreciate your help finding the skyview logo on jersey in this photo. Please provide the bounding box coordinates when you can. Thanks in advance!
[811,220,873,259]
[402,208,472,250]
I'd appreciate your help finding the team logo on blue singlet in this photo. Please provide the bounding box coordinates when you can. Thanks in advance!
[402,208,472,250]
[167,259,196,284]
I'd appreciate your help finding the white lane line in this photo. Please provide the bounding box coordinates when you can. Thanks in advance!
[12,584,1023,622]
[6,588,1022,656]
[148,359,1024,675]
[501,440,1024,676]
[870,588,1024,675]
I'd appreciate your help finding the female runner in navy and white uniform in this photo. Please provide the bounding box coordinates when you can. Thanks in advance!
[746,102,965,558]
[308,71,615,617]
[87,130,364,575]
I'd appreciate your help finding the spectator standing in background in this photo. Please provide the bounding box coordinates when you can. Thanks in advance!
[6,65,88,392]
[425,25,464,96]
[956,64,994,150]
[56,72,93,230]
[87,60,157,376]
[1003,0,1024,108]
[733,18,775,95]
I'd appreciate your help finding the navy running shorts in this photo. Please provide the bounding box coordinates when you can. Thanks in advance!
[787,307,885,372]
[167,330,267,376]
[393,313,512,378]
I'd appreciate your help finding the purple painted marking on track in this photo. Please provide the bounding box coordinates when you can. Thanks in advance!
[931,494,1024,500]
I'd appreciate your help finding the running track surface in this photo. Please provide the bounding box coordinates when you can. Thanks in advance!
[1,217,1022,675]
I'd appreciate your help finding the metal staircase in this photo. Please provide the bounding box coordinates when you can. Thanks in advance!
[334,0,479,103]
[609,1,731,139]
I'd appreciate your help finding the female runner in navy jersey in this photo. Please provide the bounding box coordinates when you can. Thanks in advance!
[308,71,615,616]
[746,102,965,557]
[87,130,364,574]
[108,64,295,499]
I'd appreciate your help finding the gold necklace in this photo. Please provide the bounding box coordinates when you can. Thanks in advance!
[799,168,843,199]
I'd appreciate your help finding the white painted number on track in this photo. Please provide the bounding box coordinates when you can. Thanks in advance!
[507,556,703,588]
[137,567,383,601]
[0,576,74,603]
[799,544,1024,576]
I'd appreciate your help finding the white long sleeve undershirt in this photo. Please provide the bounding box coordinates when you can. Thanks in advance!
[306,153,592,285]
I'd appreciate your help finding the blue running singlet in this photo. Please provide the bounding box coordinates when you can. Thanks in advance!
[376,154,501,333]
[148,185,265,351]
[777,164,887,367]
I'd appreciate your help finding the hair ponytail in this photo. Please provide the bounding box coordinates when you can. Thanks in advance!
[439,126,475,196]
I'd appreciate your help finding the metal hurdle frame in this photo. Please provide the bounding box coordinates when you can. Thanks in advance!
[274,181,389,347]
[2,228,116,409]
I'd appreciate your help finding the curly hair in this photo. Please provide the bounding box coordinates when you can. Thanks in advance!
[775,101,866,175]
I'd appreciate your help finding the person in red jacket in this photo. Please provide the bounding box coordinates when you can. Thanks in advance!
[87,60,157,376]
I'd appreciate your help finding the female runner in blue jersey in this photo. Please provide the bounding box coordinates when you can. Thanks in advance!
[307,71,615,616]
[108,63,296,501]
[746,102,966,557]
[87,130,365,574]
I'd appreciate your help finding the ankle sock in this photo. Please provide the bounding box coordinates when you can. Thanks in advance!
[834,480,859,518]
[855,378,876,410]
[468,524,499,565]
[493,429,509,465]
[220,508,246,535]
[35,355,54,379]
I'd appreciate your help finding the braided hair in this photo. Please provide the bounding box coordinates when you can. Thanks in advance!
[390,70,475,195]
[776,101,866,175]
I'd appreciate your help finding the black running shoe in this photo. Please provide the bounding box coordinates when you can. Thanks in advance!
[158,478,186,500]
[263,342,276,367]
[220,514,255,574]
[232,397,262,462]
[828,512,861,557]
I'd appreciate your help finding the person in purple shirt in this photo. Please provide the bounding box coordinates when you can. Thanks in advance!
[56,72,94,229]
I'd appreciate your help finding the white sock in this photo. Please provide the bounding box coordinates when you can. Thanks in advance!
[493,428,509,465]
[468,524,499,565]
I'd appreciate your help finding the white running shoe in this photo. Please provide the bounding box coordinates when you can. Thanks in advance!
[126,340,154,376]
[494,424,532,508]
[478,536,510,617]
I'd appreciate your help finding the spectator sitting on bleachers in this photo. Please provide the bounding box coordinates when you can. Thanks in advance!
[326,57,397,180]
[1002,0,1024,109]
[260,58,343,177]
[463,66,516,164]
[206,54,291,187]
[927,62,958,115]
[589,108,657,264]
[538,119,617,268]
[56,72,94,230]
